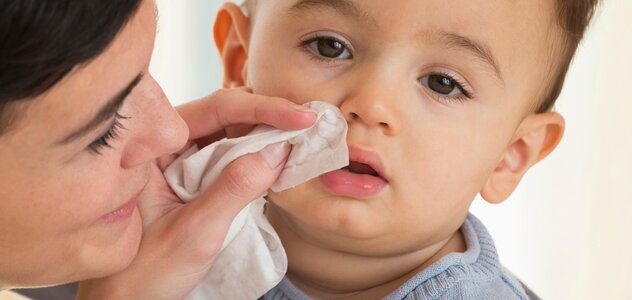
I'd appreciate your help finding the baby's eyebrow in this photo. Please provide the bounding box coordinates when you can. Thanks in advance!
[287,0,503,83]
[287,0,378,28]
[424,31,504,83]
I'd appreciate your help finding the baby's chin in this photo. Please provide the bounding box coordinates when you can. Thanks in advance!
[266,182,397,245]
[265,198,423,257]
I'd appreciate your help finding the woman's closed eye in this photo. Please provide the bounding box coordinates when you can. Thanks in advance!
[419,72,473,103]
[301,34,353,61]
[88,112,129,154]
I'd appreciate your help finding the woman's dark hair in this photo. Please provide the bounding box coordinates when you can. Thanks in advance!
[0,0,143,134]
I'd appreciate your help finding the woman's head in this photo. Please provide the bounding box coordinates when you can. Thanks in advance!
[0,0,187,288]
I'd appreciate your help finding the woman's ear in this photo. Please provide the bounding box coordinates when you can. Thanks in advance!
[480,112,565,204]
[214,3,251,88]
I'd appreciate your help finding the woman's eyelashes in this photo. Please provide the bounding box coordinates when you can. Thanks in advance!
[301,35,352,61]
[88,113,129,155]
[419,72,473,102]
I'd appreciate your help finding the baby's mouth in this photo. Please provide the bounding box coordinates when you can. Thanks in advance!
[344,161,379,176]
[342,161,387,181]
[320,146,388,198]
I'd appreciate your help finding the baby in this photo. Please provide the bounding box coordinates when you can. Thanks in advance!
[212,0,599,298]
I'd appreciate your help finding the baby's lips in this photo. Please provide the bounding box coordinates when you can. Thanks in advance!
[346,146,388,181]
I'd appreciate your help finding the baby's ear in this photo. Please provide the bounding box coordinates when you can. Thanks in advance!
[480,112,565,204]
[214,3,251,88]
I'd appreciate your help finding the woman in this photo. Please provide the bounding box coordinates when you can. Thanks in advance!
[0,0,315,298]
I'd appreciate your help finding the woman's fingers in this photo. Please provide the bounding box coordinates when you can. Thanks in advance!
[76,144,292,300]
[177,88,316,141]
[175,142,290,248]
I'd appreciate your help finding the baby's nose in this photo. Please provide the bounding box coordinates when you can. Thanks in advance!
[340,97,401,136]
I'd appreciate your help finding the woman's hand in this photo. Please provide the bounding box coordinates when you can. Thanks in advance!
[77,88,315,299]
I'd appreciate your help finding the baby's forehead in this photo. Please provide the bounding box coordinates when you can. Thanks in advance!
[258,0,558,49]
[264,1,555,72]
[248,0,565,112]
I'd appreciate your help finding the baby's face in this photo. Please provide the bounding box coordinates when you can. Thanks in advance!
[236,0,559,255]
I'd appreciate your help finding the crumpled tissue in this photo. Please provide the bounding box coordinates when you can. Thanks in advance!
[163,101,349,300]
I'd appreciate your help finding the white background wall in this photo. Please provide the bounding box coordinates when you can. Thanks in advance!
[150,1,632,299]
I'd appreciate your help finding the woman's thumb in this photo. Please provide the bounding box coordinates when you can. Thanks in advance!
[181,142,290,227]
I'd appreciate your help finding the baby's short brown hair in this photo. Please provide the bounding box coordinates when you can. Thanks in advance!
[539,0,599,112]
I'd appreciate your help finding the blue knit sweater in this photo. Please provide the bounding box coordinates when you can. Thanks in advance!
[262,214,528,300]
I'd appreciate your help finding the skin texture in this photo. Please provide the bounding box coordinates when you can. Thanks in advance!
[216,0,566,298]
[0,0,317,297]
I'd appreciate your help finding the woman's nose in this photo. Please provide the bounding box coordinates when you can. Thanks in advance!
[120,75,188,169]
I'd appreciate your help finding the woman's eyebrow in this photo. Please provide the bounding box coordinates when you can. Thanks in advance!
[57,73,144,145]
[287,0,377,28]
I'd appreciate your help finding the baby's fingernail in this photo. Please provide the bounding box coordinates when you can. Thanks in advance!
[261,142,290,168]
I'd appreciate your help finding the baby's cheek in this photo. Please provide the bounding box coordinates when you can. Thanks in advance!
[248,68,322,107]
[266,186,313,218]
[267,187,300,206]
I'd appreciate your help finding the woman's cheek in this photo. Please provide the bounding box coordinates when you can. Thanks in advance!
[61,160,121,225]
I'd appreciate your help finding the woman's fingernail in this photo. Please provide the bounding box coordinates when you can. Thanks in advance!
[261,142,290,168]
[291,103,317,114]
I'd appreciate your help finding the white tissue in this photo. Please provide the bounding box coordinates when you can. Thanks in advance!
[163,101,348,300]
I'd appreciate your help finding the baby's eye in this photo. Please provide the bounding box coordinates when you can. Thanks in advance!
[419,73,472,101]
[305,37,352,60]
[419,74,466,97]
